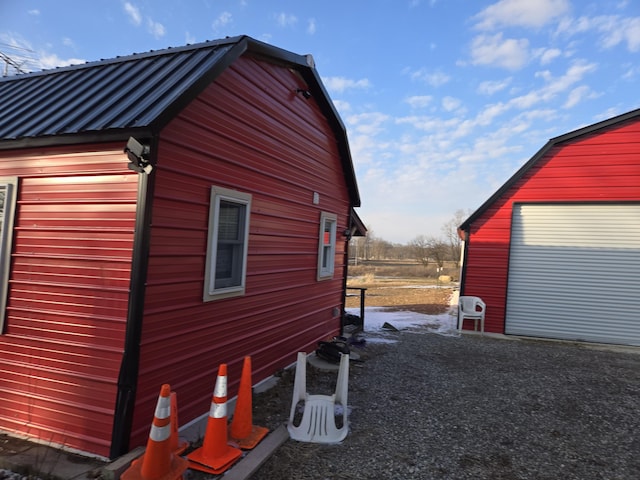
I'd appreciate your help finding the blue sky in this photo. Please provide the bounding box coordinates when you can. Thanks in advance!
[1,1,639,244]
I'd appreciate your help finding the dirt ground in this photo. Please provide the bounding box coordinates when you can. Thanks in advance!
[345,277,454,315]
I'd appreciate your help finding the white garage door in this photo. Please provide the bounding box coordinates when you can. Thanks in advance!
[505,203,640,346]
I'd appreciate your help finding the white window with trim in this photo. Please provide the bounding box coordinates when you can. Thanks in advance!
[0,177,18,333]
[203,186,251,301]
[317,212,337,281]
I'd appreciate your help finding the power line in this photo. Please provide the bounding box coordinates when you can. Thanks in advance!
[0,42,35,54]
[0,43,37,76]
[0,51,28,76]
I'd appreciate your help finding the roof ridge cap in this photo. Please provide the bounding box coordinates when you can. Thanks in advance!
[0,35,248,82]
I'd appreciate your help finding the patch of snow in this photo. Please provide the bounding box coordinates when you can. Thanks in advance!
[392,284,459,289]
[346,306,460,342]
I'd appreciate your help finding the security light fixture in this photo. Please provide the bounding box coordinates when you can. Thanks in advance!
[296,88,312,99]
[125,137,153,174]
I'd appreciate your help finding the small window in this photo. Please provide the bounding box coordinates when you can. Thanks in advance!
[203,187,251,301]
[0,178,18,333]
[317,212,337,281]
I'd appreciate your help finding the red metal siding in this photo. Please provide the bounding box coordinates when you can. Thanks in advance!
[0,145,137,457]
[129,55,352,447]
[463,119,640,333]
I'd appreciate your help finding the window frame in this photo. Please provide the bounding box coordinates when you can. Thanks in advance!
[317,211,337,281]
[0,177,18,333]
[203,186,252,302]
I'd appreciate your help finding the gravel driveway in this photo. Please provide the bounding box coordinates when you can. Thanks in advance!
[251,328,640,480]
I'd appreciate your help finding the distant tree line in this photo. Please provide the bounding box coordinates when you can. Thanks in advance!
[348,209,471,270]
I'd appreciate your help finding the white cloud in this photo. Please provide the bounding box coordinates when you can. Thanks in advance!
[600,16,640,52]
[408,68,450,87]
[347,101,569,242]
[38,53,85,69]
[124,2,142,26]
[276,12,298,27]
[322,76,371,93]
[622,62,640,80]
[0,32,86,72]
[508,60,596,109]
[469,33,529,70]
[563,85,597,109]
[28,9,40,16]
[555,15,593,36]
[147,19,166,39]
[557,14,640,52]
[405,95,433,108]
[332,99,352,115]
[475,102,509,125]
[123,2,164,39]
[474,0,570,30]
[477,78,512,95]
[442,96,463,112]
[593,106,623,123]
[307,18,317,35]
[347,112,390,136]
[213,11,233,31]
[536,47,562,65]
[460,132,522,164]
[348,56,603,242]
[395,115,465,136]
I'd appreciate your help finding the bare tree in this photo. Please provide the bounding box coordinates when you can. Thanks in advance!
[410,234,450,276]
[442,209,471,263]
[428,237,449,275]
[409,235,430,270]
[349,210,472,265]
[348,236,366,265]
[362,228,375,260]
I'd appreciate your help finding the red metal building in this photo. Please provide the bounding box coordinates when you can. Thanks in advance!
[459,109,640,347]
[0,36,364,459]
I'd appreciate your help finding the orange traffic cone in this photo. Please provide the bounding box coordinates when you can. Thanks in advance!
[170,391,188,455]
[186,364,243,475]
[121,384,189,480]
[229,356,269,449]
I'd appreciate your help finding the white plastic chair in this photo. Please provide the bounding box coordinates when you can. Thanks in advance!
[287,351,349,443]
[458,296,486,334]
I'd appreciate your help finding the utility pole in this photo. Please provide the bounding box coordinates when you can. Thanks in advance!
[0,51,28,76]
[0,42,37,76]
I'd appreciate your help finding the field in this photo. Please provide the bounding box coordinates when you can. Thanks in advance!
[345,261,456,315]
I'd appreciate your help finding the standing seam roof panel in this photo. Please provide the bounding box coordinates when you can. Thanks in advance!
[12,72,97,137]
[1,73,83,138]
[114,48,228,129]
[68,60,164,132]
[0,77,39,124]
[34,66,126,135]
[81,55,190,131]
[0,42,237,140]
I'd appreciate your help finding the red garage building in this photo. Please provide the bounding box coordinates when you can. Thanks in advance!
[459,108,640,347]
[0,36,363,458]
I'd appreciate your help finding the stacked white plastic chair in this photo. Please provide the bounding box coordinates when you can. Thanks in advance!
[287,351,349,443]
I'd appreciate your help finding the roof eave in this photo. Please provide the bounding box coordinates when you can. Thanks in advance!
[0,127,152,152]
[241,37,361,207]
[297,66,361,208]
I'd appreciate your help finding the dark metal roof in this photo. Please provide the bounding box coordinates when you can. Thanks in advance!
[0,34,360,206]
[459,106,640,231]
[0,37,249,147]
